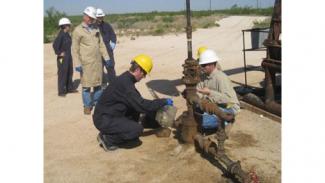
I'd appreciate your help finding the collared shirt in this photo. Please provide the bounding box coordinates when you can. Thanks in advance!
[197,68,240,113]
[81,22,95,33]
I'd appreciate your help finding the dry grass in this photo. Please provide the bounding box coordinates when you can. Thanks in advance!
[113,15,224,37]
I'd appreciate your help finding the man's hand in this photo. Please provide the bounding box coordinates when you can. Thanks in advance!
[165,98,173,106]
[75,66,82,73]
[197,87,211,95]
[110,41,116,50]
[104,60,113,67]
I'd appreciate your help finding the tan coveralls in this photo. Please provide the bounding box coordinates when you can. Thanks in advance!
[72,22,109,87]
[197,68,240,113]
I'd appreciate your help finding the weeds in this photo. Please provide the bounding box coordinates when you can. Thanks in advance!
[162,16,174,23]
[44,7,273,43]
[253,18,271,29]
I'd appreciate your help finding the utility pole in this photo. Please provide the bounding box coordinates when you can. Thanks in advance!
[256,0,259,9]
[209,0,212,11]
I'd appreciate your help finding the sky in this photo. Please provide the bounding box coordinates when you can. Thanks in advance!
[44,0,275,16]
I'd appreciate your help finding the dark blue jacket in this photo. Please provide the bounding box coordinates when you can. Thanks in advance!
[97,21,117,53]
[52,30,72,61]
[93,71,167,120]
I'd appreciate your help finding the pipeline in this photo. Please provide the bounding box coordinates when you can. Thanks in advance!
[190,98,252,182]
[194,133,251,183]
[261,61,281,71]
[264,61,282,116]
[200,99,235,122]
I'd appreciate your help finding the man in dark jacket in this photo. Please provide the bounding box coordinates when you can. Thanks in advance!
[93,54,173,151]
[52,17,78,97]
[96,8,117,86]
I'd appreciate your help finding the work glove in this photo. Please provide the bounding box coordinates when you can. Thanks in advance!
[110,41,116,50]
[104,60,114,67]
[165,98,173,106]
[75,66,82,73]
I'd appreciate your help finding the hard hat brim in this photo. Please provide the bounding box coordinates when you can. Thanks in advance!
[84,13,97,19]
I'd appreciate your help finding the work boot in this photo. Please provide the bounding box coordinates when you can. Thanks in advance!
[84,107,92,115]
[155,127,171,138]
[97,133,118,151]
[68,89,78,93]
[118,138,142,149]
[58,93,66,97]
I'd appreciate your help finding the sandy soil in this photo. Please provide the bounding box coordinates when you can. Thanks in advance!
[44,16,281,183]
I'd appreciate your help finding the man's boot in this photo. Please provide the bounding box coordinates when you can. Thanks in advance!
[118,138,142,149]
[84,107,92,115]
[155,127,171,138]
[97,133,118,151]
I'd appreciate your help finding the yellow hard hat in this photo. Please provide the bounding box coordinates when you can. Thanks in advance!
[133,54,153,74]
[197,46,208,58]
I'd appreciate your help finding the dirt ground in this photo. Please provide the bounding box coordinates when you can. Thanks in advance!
[44,16,281,183]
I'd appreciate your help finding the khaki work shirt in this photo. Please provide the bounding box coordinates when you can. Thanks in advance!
[197,69,240,113]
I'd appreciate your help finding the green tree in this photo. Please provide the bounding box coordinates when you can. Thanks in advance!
[44,7,66,43]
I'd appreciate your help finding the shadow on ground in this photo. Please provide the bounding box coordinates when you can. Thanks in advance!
[146,79,183,97]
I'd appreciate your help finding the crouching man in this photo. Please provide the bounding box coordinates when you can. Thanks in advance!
[196,49,240,130]
[93,54,173,151]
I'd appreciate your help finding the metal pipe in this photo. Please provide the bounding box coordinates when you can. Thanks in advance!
[194,134,251,183]
[262,61,281,71]
[265,101,281,116]
[200,99,235,122]
[186,0,193,59]
[264,65,275,103]
[242,30,248,87]
[242,93,265,109]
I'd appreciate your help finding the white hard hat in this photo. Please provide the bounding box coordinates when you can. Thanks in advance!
[199,49,220,65]
[83,6,97,19]
[58,17,71,26]
[96,8,105,17]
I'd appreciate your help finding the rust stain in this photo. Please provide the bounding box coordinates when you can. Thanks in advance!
[228,131,258,148]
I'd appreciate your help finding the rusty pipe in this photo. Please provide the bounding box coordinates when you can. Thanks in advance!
[265,101,281,116]
[262,61,281,71]
[242,93,265,109]
[194,134,251,183]
[264,64,281,116]
[264,63,275,102]
[200,99,235,122]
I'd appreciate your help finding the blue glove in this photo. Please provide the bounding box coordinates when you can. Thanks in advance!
[166,98,173,106]
[110,41,116,50]
[104,60,113,67]
[75,66,82,72]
